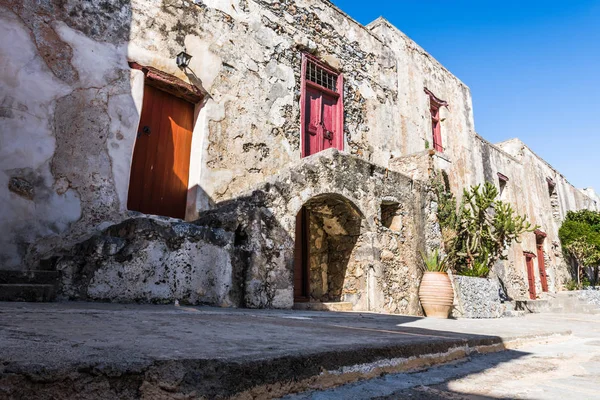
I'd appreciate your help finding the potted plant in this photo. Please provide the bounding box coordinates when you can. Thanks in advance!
[418,249,454,318]
[431,178,537,317]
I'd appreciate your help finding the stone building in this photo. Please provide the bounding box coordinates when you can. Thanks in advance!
[0,0,597,312]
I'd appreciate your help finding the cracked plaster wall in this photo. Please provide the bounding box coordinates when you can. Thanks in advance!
[0,0,408,271]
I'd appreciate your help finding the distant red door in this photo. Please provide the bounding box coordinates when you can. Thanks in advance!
[301,55,343,157]
[294,208,310,302]
[537,244,549,292]
[525,254,537,300]
[431,105,443,152]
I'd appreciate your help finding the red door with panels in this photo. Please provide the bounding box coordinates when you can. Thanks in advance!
[294,207,310,302]
[537,244,549,292]
[424,88,448,153]
[525,253,537,300]
[535,230,549,292]
[301,55,344,157]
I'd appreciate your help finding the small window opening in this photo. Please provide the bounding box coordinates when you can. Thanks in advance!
[547,177,560,221]
[498,172,509,198]
[381,202,402,232]
[546,177,556,196]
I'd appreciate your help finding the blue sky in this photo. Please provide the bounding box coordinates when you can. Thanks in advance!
[332,0,600,191]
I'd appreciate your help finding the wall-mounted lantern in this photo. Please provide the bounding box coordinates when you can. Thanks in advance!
[176,51,192,69]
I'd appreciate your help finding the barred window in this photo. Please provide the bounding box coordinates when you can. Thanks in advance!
[306,59,338,92]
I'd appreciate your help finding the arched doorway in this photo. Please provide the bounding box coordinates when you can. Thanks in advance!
[294,194,363,306]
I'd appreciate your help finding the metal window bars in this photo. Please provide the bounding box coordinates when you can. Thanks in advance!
[306,59,337,92]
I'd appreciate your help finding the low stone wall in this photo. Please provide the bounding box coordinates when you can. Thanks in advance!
[577,287,600,306]
[52,217,243,306]
[452,275,504,319]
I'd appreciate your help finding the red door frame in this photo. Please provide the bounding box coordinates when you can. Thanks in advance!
[300,54,344,158]
[294,207,310,302]
[424,88,448,153]
[535,230,549,292]
[430,105,443,152]
[524,252,537,300]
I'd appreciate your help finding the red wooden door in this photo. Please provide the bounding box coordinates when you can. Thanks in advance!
[537,244,549,292]
[128,84,194,219]
[525,255,537,300]
[321,93,338,151]
[301,55,343,157]
[304,87,342,156]
[294,208,310,301]
[304,87,322,156]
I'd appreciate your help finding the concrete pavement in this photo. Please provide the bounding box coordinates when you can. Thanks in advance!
[0,302,578,399]
[283,314,600,399]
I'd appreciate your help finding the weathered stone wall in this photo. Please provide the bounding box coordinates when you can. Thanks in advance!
[493,138,599,296]
[452,275,504,319]
[0,0,135,269]
[0,0,402,270]
[304,196,362,303]
[47,150,432,311]
[235,149,433,313]
[2,0,598,313]
[369,16,598,300]
[368,19,476,169]
[54,217,241,306]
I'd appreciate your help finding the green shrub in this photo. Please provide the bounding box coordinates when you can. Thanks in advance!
[565,279,579,291]
[456,259,490,278]
[432,179,536,278]
[565,277,592,290]
[420,248,448,272]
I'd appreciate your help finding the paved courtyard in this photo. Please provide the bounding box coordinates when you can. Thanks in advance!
[0,302,596,399]
[284,314,600,399]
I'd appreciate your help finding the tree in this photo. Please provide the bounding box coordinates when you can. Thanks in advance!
[559,211,600,286]
[565,240,596,287]
[434,180,536,277]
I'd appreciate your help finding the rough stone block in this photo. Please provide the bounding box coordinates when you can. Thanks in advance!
[452,275,504,319]
[8,177,34,200]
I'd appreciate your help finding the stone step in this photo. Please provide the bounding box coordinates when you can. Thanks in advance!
[0,284,57,302]
[502,310,526,318]
[554,291,579,298]
[293,302,354,312]
[514,299,551,313]
[0,270,59,285]
[548,307,565,313]
[577,305,600,314]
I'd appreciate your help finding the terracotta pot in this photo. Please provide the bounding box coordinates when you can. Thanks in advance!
[418,271,454,318]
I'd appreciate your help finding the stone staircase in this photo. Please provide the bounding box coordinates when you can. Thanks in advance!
[0,269,60,302]
[507,292,600,315]
[500,301,527,318]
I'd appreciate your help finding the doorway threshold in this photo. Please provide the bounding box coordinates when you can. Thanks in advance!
[293,302,353,312]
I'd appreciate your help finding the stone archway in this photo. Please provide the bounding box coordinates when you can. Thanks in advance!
[294,194,364,307]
